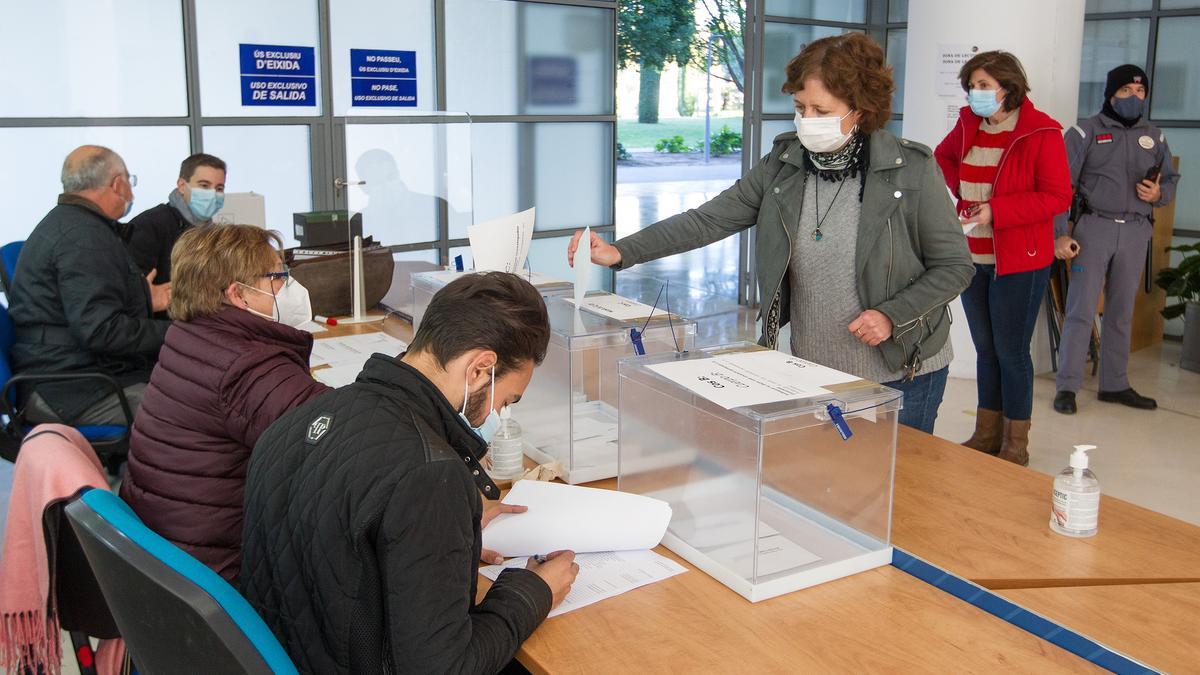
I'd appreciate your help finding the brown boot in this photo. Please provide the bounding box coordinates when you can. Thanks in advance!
[997,418,1031,466]
[962,408,1003,455]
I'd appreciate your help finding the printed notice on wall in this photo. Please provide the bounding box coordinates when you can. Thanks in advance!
[937,44,983,100]
[350,49,417,107]
[240,43,317,107]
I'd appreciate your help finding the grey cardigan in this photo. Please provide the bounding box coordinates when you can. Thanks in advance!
[612,129,974,377]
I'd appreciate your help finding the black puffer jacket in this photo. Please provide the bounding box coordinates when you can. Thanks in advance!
[8,195,170,421]
[241,354,552,674]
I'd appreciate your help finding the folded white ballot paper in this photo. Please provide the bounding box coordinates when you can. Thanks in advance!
[479,550,687,617]
[481,480,672,557]
[468,208,535,274]
[645,349,859,410]
[573,226,593,308]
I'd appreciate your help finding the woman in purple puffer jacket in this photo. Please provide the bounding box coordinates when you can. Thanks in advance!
[121,224,330,582]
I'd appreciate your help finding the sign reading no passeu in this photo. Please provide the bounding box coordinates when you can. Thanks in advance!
[239,43,317,107]
[350,48,417,107]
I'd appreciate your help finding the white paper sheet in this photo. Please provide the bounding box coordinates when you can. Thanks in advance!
[573,226,593,307]
[296,321,328,334]
[565,293,666,322]
[468,208,535,273]
[707,533,822,577]
[645,349,859,410]
[478,550,687,617]
[481,480,672,557]
[312,363,362,388]
[310,332,408,369]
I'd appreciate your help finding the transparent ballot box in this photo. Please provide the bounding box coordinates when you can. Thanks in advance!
[410,269,573,333]
[617,344,900,602]
[516,295,696,484]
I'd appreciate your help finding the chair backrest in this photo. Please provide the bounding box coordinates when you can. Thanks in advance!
[0,303,16,407]
[0,241,23,292]
[64,489,298,675]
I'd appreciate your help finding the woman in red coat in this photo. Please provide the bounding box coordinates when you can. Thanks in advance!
[934,51,1071,466]
[120,224,330,581]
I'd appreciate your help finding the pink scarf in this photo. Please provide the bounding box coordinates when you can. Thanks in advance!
[0,425,123,674]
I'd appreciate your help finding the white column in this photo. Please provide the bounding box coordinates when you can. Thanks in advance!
[901,0,1086,379]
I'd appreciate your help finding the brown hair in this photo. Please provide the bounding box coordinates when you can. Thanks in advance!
[408,272,550,378]
[169,224,283,321]
[958,51,1030,112]
[781,33,894,135]
[179,153,226,181]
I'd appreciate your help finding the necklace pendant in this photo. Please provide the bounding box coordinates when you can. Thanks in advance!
[812,229,823,242]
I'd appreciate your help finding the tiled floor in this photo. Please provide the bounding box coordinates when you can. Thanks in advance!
[936,340,1200,526]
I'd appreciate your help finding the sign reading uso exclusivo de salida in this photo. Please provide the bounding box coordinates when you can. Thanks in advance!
[239,43,317,107]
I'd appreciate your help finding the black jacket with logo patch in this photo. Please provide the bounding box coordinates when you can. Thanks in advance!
[240,354,552,674]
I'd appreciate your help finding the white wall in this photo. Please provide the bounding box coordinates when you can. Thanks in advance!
[901,0,1085,378]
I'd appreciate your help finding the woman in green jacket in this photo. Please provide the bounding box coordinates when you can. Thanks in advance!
[569,33,973,433]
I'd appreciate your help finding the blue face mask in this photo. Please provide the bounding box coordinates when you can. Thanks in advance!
[968,89,1003,118]
[1112,95,1145,120]
[187,186,225,221]
[460,366,501,443]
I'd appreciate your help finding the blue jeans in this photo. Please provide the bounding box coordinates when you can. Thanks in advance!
[959,263,1049,421]
[883,366,949,434]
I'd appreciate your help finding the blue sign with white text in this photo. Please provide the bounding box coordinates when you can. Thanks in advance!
[350,48,417,108]
[351,78,417,106]
[239,43,317,107]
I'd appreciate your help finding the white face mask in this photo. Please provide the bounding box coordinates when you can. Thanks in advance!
[794,110,856,153]
[239,277,313,328]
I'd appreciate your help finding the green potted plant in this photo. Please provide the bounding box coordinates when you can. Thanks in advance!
[1156,242,1200,372]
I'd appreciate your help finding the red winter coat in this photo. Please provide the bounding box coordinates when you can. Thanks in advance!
[934,98,1072,276]
[120,306,330,581]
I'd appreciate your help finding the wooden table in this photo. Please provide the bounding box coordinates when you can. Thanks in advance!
[891,427,1200,589]
[1000,583,1200,674]
[342,313,1198,671]
[481,548,1098,674]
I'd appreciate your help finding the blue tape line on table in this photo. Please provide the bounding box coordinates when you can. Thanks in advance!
[890,548,1157,675]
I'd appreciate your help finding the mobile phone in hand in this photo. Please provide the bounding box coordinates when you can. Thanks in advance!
[1144,164,1161,182]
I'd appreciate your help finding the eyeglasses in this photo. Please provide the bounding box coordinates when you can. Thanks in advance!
[262,267,290,281]
[127,174,138,187]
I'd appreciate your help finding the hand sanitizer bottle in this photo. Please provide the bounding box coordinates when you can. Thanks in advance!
[1049,444,1100,538]
[487,406,524,481]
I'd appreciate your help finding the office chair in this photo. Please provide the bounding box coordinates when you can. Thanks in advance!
[0,303,132,463]
[0,240,22,293]
[65,488,298,675]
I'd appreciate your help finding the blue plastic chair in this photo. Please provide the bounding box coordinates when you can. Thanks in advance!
[65,488,298,674]
[0,240,23,292]
[0,303,129,447]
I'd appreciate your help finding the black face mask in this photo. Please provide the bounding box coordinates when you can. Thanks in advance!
[1111,95,1145,120]
[1102,99,1140,128]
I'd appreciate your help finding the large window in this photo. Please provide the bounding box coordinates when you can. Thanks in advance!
[0,0,618,273]
[753,0,906,158]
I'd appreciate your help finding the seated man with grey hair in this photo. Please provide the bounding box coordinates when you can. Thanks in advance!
[7,145,171,427]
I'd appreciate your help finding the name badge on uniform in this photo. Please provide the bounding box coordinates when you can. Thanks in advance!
[1139,135,1155,150]
[1096,133,1113,145]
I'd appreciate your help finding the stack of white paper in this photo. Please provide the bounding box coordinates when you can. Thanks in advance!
[468,208,535,273]
[479,550,687,617]
[311,332,408,387]
[481,480,672,557]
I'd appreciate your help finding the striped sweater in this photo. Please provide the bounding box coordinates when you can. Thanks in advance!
[958,111,1019,265]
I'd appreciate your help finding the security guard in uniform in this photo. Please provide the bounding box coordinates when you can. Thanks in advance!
[1053,65,1180,415]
